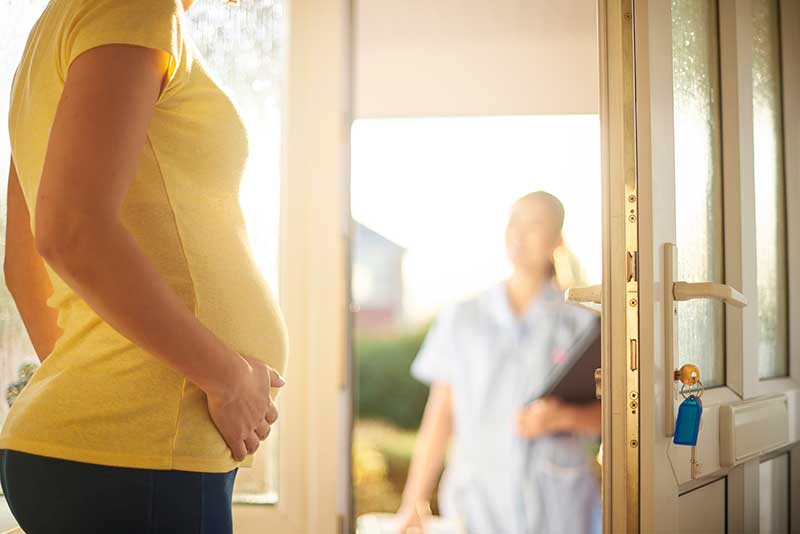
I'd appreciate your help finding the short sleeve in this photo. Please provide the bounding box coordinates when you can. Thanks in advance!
[60,0,185,90]
[410,305,459,386]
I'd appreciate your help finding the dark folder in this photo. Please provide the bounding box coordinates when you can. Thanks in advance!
[540,317,601,404]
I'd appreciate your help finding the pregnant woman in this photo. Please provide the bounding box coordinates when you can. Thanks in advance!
[0,0,288,532]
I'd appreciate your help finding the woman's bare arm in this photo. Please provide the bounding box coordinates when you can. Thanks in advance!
[32,43,245,400]
[7,42,283,462]
[397,382,454,525]
[3,155,63,363]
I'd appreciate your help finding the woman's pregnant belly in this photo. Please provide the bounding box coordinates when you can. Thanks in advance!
[170,195,288,374]
[187,228,288,375]
[0,205,287,472]
[159,201,289,470]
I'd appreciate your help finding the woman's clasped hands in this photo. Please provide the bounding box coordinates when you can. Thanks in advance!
[206,351,285,462]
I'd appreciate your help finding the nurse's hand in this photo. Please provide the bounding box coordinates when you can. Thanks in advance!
[515,396,565,439]
[206,352,285,461]
[394,505,423,533]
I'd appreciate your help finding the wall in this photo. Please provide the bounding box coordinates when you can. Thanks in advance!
[354,0,600,118]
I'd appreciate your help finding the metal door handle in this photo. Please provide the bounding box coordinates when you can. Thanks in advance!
[565,285,602,315]
[663,243,748,437]
[672,282,747,307]
[566,285,602,304]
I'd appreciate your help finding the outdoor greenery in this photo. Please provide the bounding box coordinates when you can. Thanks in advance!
[353,419,443,517]
[353,324,439,516]
[355,324,431,430]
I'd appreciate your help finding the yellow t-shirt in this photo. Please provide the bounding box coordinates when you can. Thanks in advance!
[1,0,289,473]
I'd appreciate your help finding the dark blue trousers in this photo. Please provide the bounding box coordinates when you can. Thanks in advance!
[0,449,238,534]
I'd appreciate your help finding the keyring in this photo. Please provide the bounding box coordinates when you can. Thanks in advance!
[679,380,704,400]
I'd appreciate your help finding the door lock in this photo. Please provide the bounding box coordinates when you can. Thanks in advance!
[565,285,602,315]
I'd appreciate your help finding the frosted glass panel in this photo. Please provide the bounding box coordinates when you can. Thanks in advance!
[185,1,287,503]
[753,0,788,379]
[759,455,789,534]
[671,0,725,387]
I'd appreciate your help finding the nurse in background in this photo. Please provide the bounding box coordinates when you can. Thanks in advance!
[395,191,602,534]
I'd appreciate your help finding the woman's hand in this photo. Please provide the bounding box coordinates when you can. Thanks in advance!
[514,396,566,439]
[206,352,285,461]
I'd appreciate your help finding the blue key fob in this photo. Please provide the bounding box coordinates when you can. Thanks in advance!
[673,394,703,446]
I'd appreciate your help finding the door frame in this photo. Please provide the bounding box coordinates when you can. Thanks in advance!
[598,0,640,532]
[233,0,353,532]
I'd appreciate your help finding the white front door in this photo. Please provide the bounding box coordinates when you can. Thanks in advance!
[598,0,800,532]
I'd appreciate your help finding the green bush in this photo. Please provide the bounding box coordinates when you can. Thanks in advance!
[355,325,431,430]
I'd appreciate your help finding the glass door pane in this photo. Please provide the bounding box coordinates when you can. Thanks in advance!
[752,0,788,379]
[671,0,725,387]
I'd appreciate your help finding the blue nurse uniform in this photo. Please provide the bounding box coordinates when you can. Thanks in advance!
[411,280,601,534]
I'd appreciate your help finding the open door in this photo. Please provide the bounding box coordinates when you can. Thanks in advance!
[595,0,800,532]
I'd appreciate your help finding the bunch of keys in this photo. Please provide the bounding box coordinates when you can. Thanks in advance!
[673,363,704,479]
